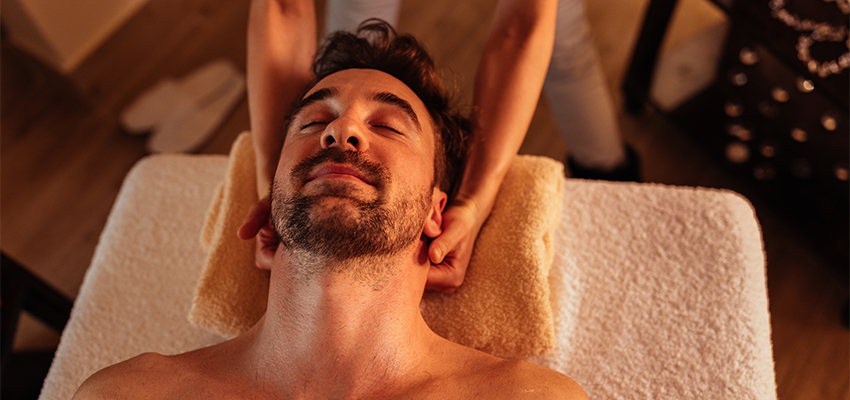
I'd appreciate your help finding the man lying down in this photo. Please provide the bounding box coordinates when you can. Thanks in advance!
[73,16,587,400]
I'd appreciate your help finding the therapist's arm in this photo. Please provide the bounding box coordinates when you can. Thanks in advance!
[248,0,316,197]
[426,0,557,293]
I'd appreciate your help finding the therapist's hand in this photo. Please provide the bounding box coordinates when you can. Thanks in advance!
[426,198,486,294]
[237,195,277,270]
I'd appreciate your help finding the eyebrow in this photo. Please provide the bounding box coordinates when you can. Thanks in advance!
[289,87,338,121]
[372,92,422,132]
[289,87,422,132]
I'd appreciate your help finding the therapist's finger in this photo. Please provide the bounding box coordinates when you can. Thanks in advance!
[426,264,465,294]
[428,212,471,264]
[427,229,475,293]
[237,196,271,240]
[429,233,453,265]
[253,223,279,269]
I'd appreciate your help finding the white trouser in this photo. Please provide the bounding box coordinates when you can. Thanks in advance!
[544,0,625,170]
[325,0,625,170]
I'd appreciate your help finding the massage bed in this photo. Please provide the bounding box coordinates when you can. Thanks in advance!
[38,139,777,399]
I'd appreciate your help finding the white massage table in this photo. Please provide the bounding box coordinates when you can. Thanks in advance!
[40,154,777,399]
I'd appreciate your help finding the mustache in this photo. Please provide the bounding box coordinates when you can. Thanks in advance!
[289,147,389,189]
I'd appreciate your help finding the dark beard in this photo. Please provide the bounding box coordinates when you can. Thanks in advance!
[271,147,429,267]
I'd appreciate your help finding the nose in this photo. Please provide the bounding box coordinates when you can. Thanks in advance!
[321,116,369,152]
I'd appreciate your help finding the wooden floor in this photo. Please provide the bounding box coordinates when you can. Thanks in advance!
[2,0,847,399]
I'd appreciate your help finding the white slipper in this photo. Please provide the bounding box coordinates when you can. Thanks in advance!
[120,59,243,134]
[146,63,245,153]
[120,79,179,134]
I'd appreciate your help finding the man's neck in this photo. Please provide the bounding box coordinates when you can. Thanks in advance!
[237,243,438,398]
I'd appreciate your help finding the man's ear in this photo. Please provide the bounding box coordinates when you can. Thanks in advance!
[423,187,447,238]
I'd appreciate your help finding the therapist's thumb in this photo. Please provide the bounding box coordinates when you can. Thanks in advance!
[428,220,465,265]
[237,196,271,240]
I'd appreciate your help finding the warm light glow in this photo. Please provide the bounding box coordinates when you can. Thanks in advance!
[835,165,849,181]
[739,47,759,65]
[796,77,815,93]
[725,142,750,164]
[730,71,748,86]
[726,124,752,141]
[791,127,808,142]
[771,87,789,103]
[821,113,838,131]
[760,142,777,158]
[725,101,744,117]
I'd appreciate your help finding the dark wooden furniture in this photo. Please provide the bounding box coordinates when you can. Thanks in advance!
[2,252,73,399]
[623,0,849,270]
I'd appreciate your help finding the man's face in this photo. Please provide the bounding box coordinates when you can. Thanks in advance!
[270,69,441,270]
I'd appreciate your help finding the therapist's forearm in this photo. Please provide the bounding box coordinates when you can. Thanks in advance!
[455,0,557,213]
[248,0,316,197]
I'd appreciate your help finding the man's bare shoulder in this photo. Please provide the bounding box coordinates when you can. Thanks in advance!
[441,343,588,399]
[72,352,197,400]
[489,358,588,399]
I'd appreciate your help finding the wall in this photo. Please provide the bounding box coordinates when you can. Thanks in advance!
[1,0,150,73]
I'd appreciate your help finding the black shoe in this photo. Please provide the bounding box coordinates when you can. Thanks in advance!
[567,145,641,182]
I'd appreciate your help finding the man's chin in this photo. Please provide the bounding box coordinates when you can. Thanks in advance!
[304,194,379,225]
[306,199,362,224]
[303,179,378,200]
[306,194,375,217]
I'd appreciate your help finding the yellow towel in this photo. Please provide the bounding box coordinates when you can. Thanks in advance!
[190,132,563,358]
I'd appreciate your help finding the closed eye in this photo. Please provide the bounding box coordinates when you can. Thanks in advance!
[300,121,329,130]
[373,124,402,135]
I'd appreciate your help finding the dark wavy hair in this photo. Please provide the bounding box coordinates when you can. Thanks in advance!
[303,19,470,193]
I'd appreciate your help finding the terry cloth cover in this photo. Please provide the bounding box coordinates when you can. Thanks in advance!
[189,132,563,358]
[41,153,776,400]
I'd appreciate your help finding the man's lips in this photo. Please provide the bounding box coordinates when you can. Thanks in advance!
[306,163,374,186]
